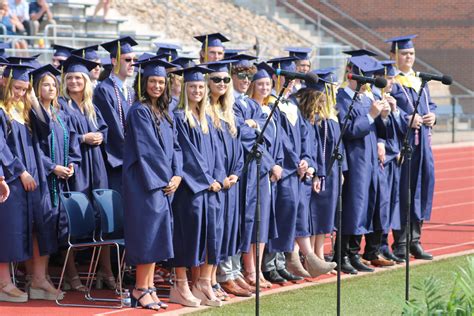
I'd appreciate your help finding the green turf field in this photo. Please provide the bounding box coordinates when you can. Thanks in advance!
[193,254,472,315]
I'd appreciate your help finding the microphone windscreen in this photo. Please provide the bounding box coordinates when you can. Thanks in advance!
[442,75,453,85]
[304,72,319,85]
[374,77,387,89]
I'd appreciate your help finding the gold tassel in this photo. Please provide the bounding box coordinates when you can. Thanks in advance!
[204,35,208,64]
[82,50,85,59]
[3,69,12,104]
[382,66,386,96]
[59,65,64,98]
[395,42,399,70]
[276,62,281,93]
[114,41,121,75]
[137,65,142,100]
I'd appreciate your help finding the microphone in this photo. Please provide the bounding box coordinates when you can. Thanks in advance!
[347,73,387,89]
[275,69,319,85]
[416,72,452,85]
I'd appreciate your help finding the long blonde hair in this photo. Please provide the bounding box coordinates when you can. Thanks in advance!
[1,77,33,130]
[62,72,98,128]
[295,88,337,125]
[177,82,209,134]
[207,78,237,137]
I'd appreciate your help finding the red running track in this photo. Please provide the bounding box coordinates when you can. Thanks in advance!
[0,145,473,315]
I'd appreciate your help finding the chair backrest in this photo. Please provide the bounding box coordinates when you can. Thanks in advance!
[60,192,97,240]
[92,189,124,236]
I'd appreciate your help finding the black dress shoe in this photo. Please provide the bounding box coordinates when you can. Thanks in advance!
[277,269,303,282]
[349,255,375,272]
[381,250,405,264]
[339,256,358,275]
[410,243,433,260]
[392,247,407,260]
[263,270,287,284]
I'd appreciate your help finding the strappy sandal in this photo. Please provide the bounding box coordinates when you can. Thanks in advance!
[149,286,168,309]
[63,275,87,292]
[131,287,160,310]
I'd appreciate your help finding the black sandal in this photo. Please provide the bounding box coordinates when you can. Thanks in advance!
[149,287,168,309]
[131,288,160,310]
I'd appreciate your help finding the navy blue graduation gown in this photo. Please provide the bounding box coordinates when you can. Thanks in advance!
[123,102,182,265]
[30,106,82,242]
[391,80,436,222]
[336,88,381,235]
[170,111,226,267]
[0,108,54,261]
[268,100,312,253]
[215,121,244,260]
[60,98,109,199]
[309,118,347,234]
[93,77,134,194]
[235,97,279,253]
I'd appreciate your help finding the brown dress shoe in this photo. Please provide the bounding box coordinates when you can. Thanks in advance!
[220,280,252,297]
[235,276,256,293]
[371,255,395,267]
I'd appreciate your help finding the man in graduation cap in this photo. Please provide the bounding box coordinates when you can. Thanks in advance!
[335,55,390,274]
[93,36,138,195]
[285,47,312,93]
[195,33,229,64]
[385,35,436,261]
[51,44,74,69]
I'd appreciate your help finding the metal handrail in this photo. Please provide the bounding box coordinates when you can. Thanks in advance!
[309,0,473,95]
[44,24,76,47]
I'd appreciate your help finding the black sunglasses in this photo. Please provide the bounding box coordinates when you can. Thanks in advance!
[124,58,138,63]
[236,72,253,80]
[209,76,231,84]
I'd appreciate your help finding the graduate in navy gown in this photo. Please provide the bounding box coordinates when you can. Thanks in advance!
[30,65,81,245]
[206,60,244,300]
[0,130,10,203]
[293,72,341,275]
[385,35,436,260]
[71,45,102,89]
[244,62,283,289]
[123,58,181,310]
[59,55,113,292]
[335,56,387,274]
[93,36,138,194]
[371,61,406,264]
[285,47,312,94]
[170,65,226,308]
[0,64,61,302]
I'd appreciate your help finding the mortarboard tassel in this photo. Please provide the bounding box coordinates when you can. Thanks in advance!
[59,65,65,98]
[276,62,281,94]
[395,42,399,70]
[114,41,121,75]
[82,50,85,59]
[137,65,142,100]
[382,66,386,96]
[3,69,12,104]
[204,35,208,64]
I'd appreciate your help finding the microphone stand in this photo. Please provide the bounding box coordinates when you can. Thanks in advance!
[241,80,290,316]
[326,82,362,316]
[398,79,428,302]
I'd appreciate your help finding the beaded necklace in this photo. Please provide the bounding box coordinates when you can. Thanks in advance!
[110,75,132,132]
[49,105,69,207]
[321,119,328,191]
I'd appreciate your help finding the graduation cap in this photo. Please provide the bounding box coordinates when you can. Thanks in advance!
[306,76,330,92]
[62,55,100,74]
[0,42,11,58]
[71,45,100,61]
[375,60,397,77]
[7,54,41,66]
[3,63,34,82]
[225,53,257,68]
[171,65,214,82]
[267,56,297,72]
[154,42,181,60]
[385,34,417,52]
[343,49,378,57]
[314,67,339,83]
[252,62,274,81]
[285,47,312,60]
[194,32,229,49]
[224,48,246,59]
[137,52,156,63]
[30,64,61,85]
[349,55,383,77]
[205,60,236,73]
[52,44,75,58]
[171,56,196,69]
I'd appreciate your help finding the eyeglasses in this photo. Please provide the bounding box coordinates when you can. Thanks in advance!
[123,58,138,63]
[236,72,253,80]
[209,77,231,84]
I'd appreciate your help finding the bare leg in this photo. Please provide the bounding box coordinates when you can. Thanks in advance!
[196,263,218,301]
[314,234,326,260]
[30,235,60,295]
[133,263,158,310]
[296,237,313,256]
[92,0,104,17]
